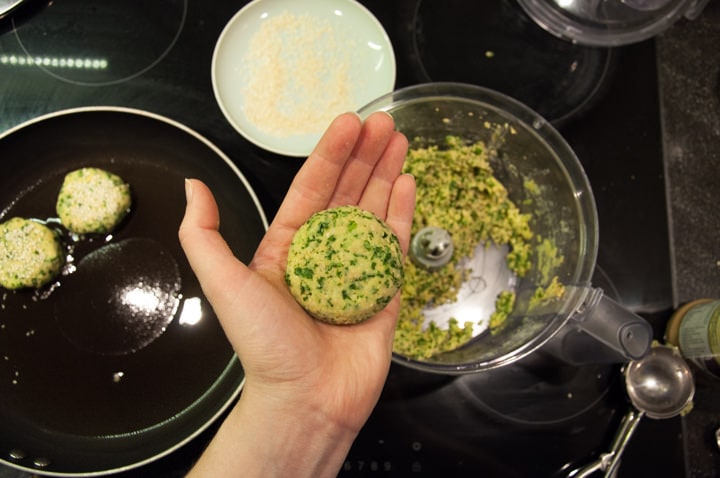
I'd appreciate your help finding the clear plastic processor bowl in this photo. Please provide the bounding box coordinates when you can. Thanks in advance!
[358,83,652,374]
[517,0,710,47]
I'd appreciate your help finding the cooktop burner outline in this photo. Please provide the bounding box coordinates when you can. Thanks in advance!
[455,361,618,426]
[11,0,187,86]
[452,265,622,426]
[405,0,616,127]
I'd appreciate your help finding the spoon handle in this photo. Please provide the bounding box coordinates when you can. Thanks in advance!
[603,408,645,477]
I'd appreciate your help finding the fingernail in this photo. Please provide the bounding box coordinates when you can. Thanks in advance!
[344,111,362,124]
[184,178,193,203]
[378,110,394,120]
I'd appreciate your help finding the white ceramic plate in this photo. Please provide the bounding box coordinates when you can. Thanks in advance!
[211,0,396,157]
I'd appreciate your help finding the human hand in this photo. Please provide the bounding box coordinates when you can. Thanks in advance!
[179,112,415,477]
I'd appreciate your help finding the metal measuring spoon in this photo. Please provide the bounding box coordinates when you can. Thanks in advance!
[568,344,695,477]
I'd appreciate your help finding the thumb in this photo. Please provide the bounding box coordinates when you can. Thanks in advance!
[178,179,252,312]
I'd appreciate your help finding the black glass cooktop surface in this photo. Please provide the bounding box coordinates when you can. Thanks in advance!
[0,0,679,476]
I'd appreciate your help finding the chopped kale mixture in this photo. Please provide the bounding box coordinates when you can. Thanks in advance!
[394,136,563,360]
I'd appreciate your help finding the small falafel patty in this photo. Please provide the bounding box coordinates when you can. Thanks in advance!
[0,217,64,289]
[56,167,131,234]
[285,205,404,325]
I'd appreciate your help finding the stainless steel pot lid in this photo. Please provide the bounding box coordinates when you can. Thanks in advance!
[517,0,710,46]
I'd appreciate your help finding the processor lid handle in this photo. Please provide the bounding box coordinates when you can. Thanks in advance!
[571,288,653,361]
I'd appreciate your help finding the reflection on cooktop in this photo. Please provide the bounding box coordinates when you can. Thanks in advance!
[10,0,187,86]
[454,264,622,426]
[456,356,617,426]
[398,0,616,126]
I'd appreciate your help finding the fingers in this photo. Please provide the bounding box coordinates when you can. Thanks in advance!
[346,172,415,344]
[269,111,405,235]
[355,131,408,220]
[328,111,397,210]
[178,179,252,308]
[363,173,416,342]
[385,173,416,256]
[271,113,363,233]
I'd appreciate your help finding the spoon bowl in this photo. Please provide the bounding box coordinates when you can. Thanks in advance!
[625,345,695,418]
[568,344,694,477]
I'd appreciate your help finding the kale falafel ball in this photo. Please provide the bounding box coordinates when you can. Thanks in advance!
[56,167,131,234]
[0,217,64,289]
[285,206,403,325]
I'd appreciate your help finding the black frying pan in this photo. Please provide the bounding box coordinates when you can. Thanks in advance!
[0,107,267,475]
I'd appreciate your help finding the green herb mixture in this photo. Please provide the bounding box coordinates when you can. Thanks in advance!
[394,136,563,360]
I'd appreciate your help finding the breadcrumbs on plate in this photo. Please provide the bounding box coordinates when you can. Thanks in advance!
[242,11,359,137]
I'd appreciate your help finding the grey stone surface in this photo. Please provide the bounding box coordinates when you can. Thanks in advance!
[657,4,720,476]
[658,1,720,305]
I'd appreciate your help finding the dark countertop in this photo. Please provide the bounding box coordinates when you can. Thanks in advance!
[659,1,720,306]
[657,2,720,476]
[0,1,717,476]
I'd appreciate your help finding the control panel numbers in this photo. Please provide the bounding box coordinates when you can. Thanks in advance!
[343,459,426,473]
[342,460,393,472]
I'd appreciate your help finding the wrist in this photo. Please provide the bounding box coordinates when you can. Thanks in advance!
[187,383,358,477]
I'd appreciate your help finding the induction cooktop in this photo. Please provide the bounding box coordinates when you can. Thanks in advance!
[0,0,678,476]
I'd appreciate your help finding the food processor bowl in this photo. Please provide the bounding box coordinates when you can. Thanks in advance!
[357,82,651,374]
[517,0,710,47]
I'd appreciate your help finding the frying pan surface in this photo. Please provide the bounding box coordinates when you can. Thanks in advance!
[0,107,268,475]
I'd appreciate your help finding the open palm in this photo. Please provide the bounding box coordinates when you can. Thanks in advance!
[180,112,415,477]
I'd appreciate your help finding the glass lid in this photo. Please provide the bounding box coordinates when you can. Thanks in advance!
[517,0,709,46]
